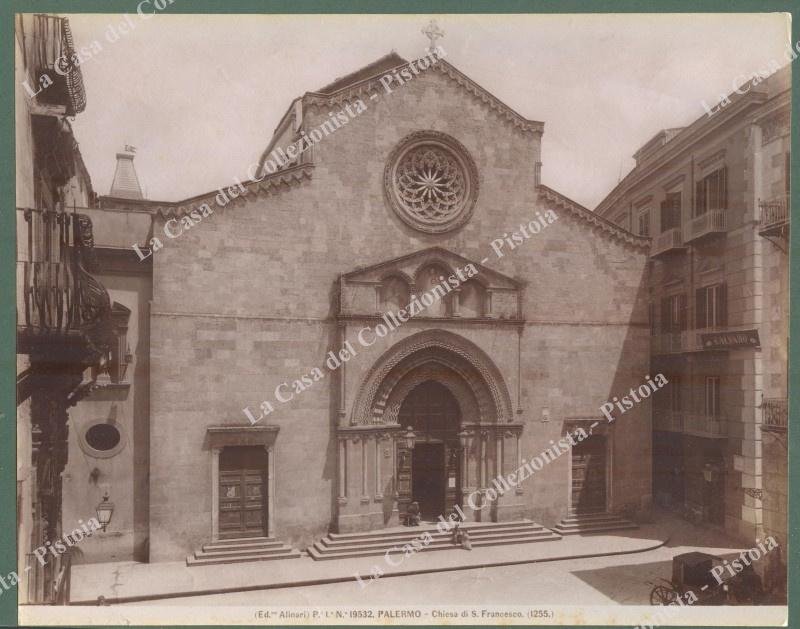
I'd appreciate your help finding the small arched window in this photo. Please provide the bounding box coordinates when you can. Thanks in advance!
[458,280,485,318]
[415,264,452,317]
[380,276,410,312]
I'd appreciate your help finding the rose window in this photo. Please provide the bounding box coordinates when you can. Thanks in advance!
[385,132,478,233]
[396,146,465,222]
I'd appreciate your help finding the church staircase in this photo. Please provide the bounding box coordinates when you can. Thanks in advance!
[186,536,300,566]
[552,510,638,535]
[308,519,561,560]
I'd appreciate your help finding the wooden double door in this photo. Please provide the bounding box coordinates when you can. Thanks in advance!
[407,442,460,520]
[219,446,268,539]
[571,434,607,513]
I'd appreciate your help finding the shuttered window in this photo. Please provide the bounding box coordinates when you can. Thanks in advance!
[638,210,651,236]
[695,166,728,216]
[660,192,682,231]
[660,293,687,333]
[695,283,727,329]
[705,377,721,417]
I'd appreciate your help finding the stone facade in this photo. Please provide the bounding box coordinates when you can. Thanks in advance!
[61,53,653,564]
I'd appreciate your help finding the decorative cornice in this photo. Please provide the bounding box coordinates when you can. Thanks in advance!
[596,89,770,216]
[302,58,544,137]
[537,185,651,251]
[697,148,726,170]
[206,424,279,448]
[152,165,314,220]
[432,61,544,135]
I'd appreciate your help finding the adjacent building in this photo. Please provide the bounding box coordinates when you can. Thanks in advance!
[595,67,790,545]
[15,13,113,603]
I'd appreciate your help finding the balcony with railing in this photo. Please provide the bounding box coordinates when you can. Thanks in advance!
[651,330,696,355]
[685,208,727,243]
[17,205,112,361]
[21,14,86,116]
[650,227,685,258]
[653,409,684,432]
[684,413,728,438]
[761,398,788,433]
[758,197,789,237]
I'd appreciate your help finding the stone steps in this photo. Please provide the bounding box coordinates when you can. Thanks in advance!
[327,519,535,543]
[187,536,300,566]
[552,512,638,535]
[309,520,561,561]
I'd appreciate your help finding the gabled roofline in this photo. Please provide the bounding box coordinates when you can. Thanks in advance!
[316,51,407,94]
[302,53,544,135]
[538,184,650,251]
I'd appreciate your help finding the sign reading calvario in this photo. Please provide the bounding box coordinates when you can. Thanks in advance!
[700,329,761,349]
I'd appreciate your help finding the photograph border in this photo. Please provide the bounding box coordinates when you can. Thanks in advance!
[1,0,797,627]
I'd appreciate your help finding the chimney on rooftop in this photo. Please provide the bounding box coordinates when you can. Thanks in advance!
[109,146,144,200]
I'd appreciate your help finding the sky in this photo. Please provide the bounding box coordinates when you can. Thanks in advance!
[64,12,791,209]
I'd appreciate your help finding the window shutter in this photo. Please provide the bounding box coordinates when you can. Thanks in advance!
[695,180,705,216]
[708,172,718,211]
[717,283,727,327]
[695,287,707,329]
[678,293,687,331]
[721,166,728,209]
[660,298,670,334]
[670,192,682,228]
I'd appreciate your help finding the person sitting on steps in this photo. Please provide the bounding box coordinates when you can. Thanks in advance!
[450,521,473,550]
[405,501,421,526]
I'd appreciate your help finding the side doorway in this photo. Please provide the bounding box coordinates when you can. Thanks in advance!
[571,434,608,513]
[219,446,268,539]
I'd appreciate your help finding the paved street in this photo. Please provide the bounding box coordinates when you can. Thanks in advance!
[126,532,746,607]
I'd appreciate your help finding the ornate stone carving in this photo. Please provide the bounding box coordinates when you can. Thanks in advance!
[760,111,789,146]
[385,131,478,234]
[350,329,513,425]
[743,487,764,501]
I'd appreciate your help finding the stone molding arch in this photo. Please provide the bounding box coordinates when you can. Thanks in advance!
[349,329,512,426]
[412,259,456,288]
[382,359,481,426]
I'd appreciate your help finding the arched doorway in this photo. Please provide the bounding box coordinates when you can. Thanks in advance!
[398,381,461,520]
[337,330,521,532]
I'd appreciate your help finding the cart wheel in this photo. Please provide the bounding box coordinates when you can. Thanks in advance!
[650,585,678,605]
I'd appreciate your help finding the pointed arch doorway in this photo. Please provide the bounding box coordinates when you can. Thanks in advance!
[398,380,461,520]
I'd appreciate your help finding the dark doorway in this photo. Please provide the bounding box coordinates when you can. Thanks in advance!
[571,434,607,513]
[397,380,462,520]
[219,446,267,539]
[412,443,446,519]
[653,431,685,508]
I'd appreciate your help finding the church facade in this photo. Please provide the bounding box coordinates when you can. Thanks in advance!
[61,50,653,564]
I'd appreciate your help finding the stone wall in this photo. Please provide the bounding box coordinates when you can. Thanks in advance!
[148,59,650,559]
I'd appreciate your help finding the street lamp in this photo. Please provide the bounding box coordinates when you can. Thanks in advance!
[404,426,417,450]
[95,493,114,532]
